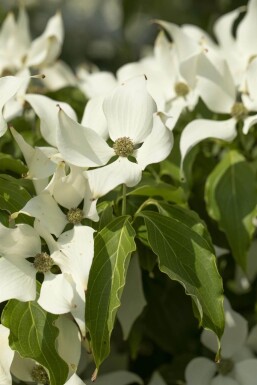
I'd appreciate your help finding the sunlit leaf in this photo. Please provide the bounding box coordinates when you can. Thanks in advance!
[205,150,257,270]
[86,216,136,370]
[0,176,32,224]
[1,285,69,385]
[138,210,224,341]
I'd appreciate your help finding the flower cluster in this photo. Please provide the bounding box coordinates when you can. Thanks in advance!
[0,1,257,384]
[185,299,257,385]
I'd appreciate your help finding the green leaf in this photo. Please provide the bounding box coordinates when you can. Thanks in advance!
[205,150,257,270]
[1,285,69,385]
[154,201,214,249]
[0,176,32,225]
[0,209,9,226]
[137,238,157,272]
[86,216,136,370]
[138,211,224,341]
[0,153,27,174]
[97,201,114,230]
[127,182,186,204]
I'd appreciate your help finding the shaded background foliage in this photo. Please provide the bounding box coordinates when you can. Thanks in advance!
[0,0,247,71]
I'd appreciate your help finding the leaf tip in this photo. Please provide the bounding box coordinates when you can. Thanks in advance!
[215,343,222,363]
[91,368,98,382]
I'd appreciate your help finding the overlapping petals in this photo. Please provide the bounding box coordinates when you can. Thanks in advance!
[0,75,31,137]
[0,223,40,302]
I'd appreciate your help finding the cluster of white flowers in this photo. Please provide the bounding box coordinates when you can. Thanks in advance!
[185,298,257,385]
[1,0,257,384]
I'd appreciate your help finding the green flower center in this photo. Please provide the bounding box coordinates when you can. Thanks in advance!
[231,102,248,121]
[217,358,234,376]
[67,207,84,224]
[174,81,190,97]
[31,365,49,384]
[113,137,134,157]
[34,252,54,273]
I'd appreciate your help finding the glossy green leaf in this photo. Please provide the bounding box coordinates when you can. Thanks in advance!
[0,177,31,212]
[154,201,214,249]
[97,201,114,230]
[0,209,9,226]
[0,176,32,225]
[127,182,186,204]
[1,286,69,385]
[205,150,257,270]
[0,153,27,174]
[86,216,136,370]
[138,211,224,340]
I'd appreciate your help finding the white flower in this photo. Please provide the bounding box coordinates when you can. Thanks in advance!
[0,8,64,74]
[24,93,77,147]
[156,14,257,139]
[0,316,81,384]
[0,8,30,75]
[25,11,63,68]
[10,126,60,194]
[213,0,257,87]
[0,220,94,335]
[179,118,237,170]
[0,75,31,137]
[45,163,99,222]
[0,325,14,385]
[36,221,95,336]
[57,75,173,200]
[77,68,117,99]
[179,68,257,170]
[185,299,257,385]
[13,193,68,237]
[41,60,78,91]
[118,31,199,128]
[0,222,41,303]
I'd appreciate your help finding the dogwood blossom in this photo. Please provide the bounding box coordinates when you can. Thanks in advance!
[0,75,32,137]
[185,299,257,385]
[0,316,81,384]
[117,31,199,127]
[213,0,257,87]
[37,222,95,335]
[57,75,173,200]
[0,7,63,75]
[0,220,94,335]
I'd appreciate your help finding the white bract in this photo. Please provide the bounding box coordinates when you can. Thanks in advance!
[0,8,63,75]
[57,75,172,200]
[0,75,31,137]
[13,193,68,237]
[185,299,257,385]
[0,221,94,335]
[0,316,81,384]
[213,0,257,88]
[0,222,41,303]
[118,30,199,128]
[0,222,94,335]
[37,222,95,336]
[0,325,14,385]
[24,93,77,147]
